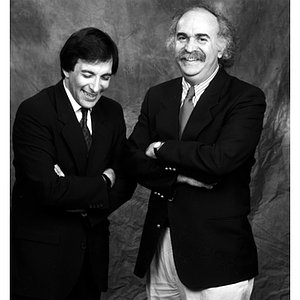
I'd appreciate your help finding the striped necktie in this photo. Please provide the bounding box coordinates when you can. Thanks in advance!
[179,86,195,138]
[80,107,92,153]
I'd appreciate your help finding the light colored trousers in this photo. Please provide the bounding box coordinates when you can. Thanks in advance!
[146,228,254,300]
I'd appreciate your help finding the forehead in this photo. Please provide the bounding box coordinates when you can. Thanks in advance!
[75,59,113,73]
[176,8,219,37]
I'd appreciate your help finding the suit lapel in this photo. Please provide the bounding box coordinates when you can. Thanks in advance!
[86,106,108,175]
[156,78,182,140]
[55,81,88,173]
[181,68,229,141]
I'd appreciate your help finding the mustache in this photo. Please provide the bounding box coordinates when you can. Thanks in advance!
[176,49,206,62]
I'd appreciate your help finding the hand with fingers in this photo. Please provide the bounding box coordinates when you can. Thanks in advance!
[177,174,216,189]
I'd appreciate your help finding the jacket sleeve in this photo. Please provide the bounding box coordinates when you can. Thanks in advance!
[87,107,137,226]
[127,90,177,199]
[104,108,137,215]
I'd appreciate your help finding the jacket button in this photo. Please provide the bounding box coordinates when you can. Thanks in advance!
[157,224,161,228]
[80,243,86,250]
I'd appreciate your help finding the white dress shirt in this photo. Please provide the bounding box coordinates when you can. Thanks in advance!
[181,65,219,107]
[63,80,92,134]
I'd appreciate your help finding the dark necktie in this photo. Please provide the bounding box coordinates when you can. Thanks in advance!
[80,107,92,152]
[179,86,195,138]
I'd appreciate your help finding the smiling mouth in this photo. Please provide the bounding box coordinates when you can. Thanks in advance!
[82,90,99,100]
[183,58,199,62]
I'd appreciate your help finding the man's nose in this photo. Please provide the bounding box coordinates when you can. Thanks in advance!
[185,38,198,52]
[90,77,101,92]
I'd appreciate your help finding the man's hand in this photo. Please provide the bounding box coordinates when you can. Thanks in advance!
[54,164,65,177]
[177,174,215,189]
[145,142,157,159]
[145,141,164,159]
[103,168,116,188]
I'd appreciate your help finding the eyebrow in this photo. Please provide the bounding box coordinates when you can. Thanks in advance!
[81,69,94,74]
[177,32,211,39]
[196,33,210,39]
[81,69,112,76]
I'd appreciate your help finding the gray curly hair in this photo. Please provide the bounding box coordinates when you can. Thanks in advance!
[166,2,236,68]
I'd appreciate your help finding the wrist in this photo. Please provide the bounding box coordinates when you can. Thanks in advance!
[102,173,112,189]
[153,141,164,155]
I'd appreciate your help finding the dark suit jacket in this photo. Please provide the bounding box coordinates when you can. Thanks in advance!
[127,68,266,289]
[11,80,135,299]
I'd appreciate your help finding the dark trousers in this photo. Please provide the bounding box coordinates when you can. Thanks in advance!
[11,247,101,300]
[66,247,101,300]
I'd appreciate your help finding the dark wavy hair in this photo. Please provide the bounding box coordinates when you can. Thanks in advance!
[166,2,236,68]
[60,27,119,78]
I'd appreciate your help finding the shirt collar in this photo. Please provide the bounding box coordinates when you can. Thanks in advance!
[182,65,219,103]
[63,79,82,114]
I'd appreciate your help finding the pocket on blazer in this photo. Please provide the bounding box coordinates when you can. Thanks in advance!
[15,224,60,245]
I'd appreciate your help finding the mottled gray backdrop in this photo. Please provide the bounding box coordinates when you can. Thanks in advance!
[11,0,289,299]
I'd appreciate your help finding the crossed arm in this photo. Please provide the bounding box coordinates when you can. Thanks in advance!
[54,164,116,188]
[145,142,215,190]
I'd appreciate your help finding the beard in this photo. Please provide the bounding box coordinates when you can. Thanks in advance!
[176,49,206,62]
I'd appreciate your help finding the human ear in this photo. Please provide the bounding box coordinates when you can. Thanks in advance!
[217,39,226,58]
[217,49,223,58]
[62,69,70,79]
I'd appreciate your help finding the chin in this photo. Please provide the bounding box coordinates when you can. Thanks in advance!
[180,64,203,74]
[81,99,99,109]
[182,69,203,78]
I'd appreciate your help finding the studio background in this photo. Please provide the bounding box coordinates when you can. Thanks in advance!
[10,0,289,299]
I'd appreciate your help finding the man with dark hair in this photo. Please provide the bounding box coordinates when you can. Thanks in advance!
[11,27,135,300]
[128,3,266,299]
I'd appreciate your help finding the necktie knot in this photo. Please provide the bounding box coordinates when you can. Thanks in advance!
[185,86,195,102]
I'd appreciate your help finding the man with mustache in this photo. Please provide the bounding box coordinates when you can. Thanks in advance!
[127,3,266,299]
[11,27,135,300]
